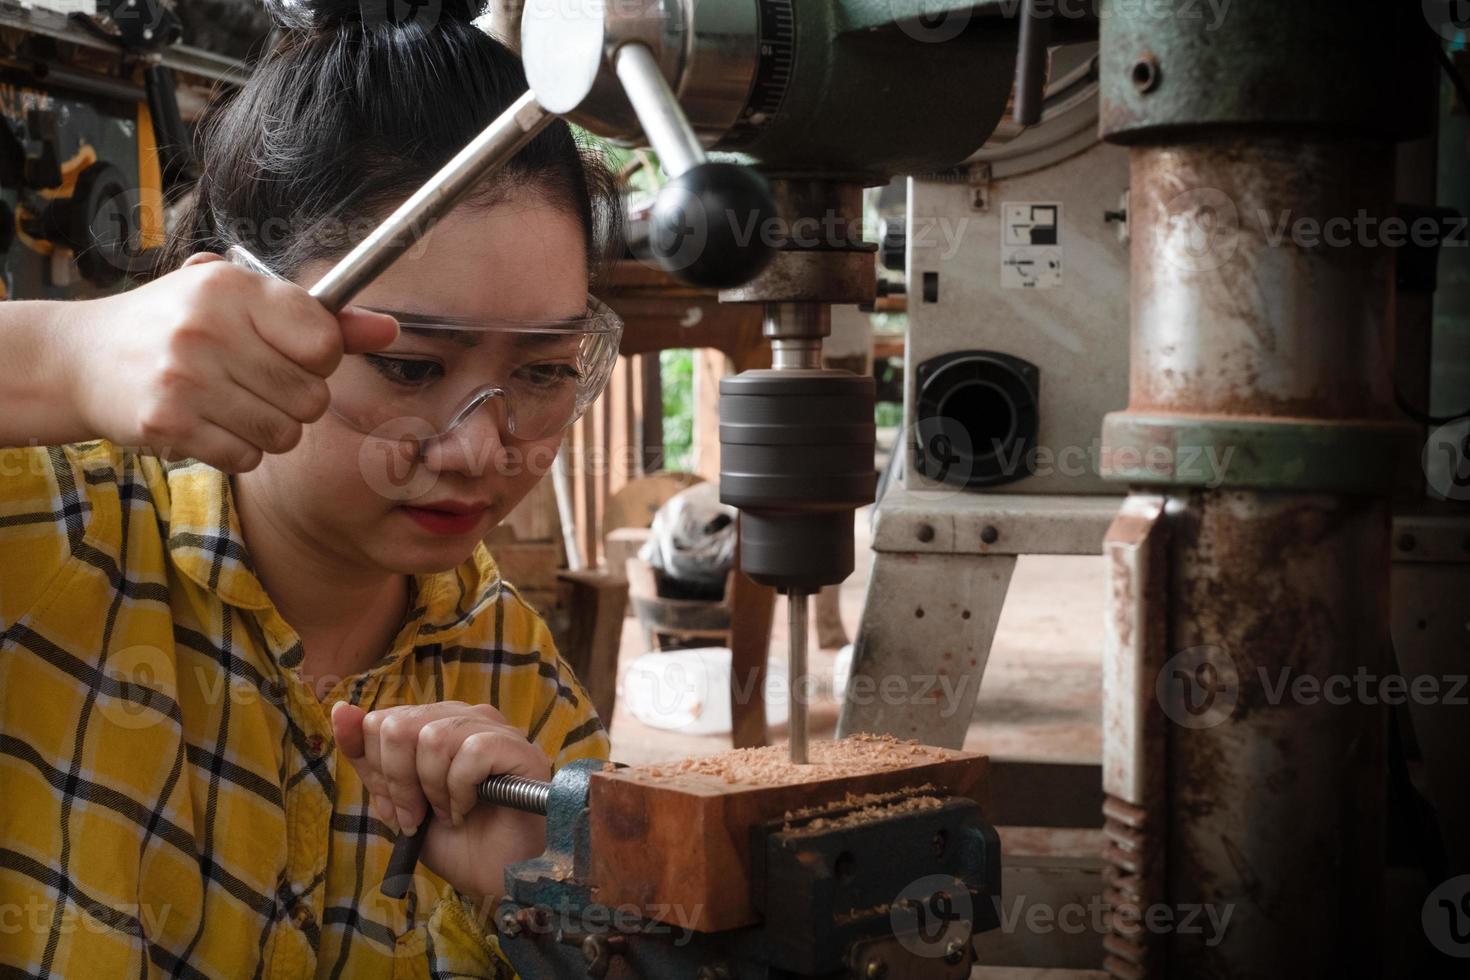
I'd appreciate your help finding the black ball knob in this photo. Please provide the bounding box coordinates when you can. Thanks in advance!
[37,161,135,287]
[637,162,778,290]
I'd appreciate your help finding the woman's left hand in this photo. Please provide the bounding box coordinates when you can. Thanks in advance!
[330,700,550,904]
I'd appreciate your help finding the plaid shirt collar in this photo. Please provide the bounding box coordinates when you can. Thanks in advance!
[163,461,503,640]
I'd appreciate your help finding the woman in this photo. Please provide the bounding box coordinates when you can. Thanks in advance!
[0,0,619,975]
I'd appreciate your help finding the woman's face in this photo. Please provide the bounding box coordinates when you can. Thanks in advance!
[259,195,591,576]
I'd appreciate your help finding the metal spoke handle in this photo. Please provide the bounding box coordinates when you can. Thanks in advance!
[308,91,554,312]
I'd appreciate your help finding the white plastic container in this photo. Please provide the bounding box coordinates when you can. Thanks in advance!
[622,647,790,735]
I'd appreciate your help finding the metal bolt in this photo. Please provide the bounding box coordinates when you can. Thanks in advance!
[944,938,968,964]
[497,909,522,938]
[1131,55,1160,93]
[865,958,888,979]
[580,934,625,979]
[980,525,1000,545]
[916,522,936,543]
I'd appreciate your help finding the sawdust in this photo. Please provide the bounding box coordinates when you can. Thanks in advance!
[625,734,954,788]
[835,902,891,925]
[782,789,944,832]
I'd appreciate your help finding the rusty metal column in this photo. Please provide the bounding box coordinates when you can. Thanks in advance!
[1096,3,1433,978]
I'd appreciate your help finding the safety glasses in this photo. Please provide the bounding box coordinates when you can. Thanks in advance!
[224,244,623,445]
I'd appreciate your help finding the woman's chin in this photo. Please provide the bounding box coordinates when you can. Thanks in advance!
[368,519,487,576]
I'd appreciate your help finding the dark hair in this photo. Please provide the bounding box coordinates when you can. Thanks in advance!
[159,0,620,289]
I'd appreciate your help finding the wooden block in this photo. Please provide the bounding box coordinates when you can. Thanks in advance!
[588,735,987,932]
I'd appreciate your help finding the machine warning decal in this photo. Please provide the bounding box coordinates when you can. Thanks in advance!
[1001,201,1063,289]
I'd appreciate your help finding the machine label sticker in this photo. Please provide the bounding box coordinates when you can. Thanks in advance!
[1001,201,1063,289]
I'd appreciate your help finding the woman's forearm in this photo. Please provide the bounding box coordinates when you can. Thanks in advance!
[0,298,96,449]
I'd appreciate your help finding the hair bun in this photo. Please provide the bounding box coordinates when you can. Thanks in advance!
[263,0,482,32]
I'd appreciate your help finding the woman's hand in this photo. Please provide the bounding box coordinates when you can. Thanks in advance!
[330,700,551,905]
[65,252,398,472]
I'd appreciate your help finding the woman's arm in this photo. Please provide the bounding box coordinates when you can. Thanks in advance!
[0,298,95,447]
[0,254,398,470]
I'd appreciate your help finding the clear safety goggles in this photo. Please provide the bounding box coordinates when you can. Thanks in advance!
[225,245,623,444]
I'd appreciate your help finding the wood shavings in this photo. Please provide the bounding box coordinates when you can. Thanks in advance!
[835,902,891,926]
[783,791,944,833]
[621,734,953,789]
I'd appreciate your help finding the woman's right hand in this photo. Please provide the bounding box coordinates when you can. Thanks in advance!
[67,252,399,473]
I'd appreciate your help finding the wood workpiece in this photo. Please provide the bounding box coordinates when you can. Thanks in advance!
[587,734,988,932]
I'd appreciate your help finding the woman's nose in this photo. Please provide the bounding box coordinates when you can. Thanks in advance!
[421,396,512,476]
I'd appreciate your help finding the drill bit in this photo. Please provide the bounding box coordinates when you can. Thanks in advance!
[788,590,809,764]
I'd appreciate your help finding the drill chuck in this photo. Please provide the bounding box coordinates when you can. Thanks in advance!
[719,369,877,592]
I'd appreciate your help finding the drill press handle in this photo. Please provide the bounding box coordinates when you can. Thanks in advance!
[609,40,780,289]
[519,1,779,289]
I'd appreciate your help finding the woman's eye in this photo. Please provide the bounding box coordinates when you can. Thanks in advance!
[515,363,583,388]
[364,355,443,385]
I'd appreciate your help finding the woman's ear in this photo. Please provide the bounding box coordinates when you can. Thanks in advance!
[182,252,226,268]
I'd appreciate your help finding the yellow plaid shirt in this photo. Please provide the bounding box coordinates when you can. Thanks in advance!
[0,441,609,978]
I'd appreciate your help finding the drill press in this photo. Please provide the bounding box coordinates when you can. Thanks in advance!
[521,0,1020,763]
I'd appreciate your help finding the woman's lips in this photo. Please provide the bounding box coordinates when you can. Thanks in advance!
[399,505,488,536]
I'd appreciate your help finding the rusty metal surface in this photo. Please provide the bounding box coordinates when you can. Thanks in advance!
[1095,6,1404,978]
[1162,490,1390,979]
[1127,138,1395,421]
[1101,495,1168,809]
[1100,495,1169,980]
[1098,0,1428,142]
[1099,415,1414,495]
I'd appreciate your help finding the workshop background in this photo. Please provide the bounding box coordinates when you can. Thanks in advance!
[3,0,1467,976]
